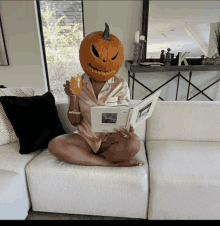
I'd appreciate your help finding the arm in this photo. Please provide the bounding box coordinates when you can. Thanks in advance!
[118,79,130,105]
[67,95,83,127]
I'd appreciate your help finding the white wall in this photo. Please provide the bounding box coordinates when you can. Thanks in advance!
[0,0,219,100]
[0,1,47,95]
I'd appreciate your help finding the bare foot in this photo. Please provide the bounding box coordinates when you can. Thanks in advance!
[112,160,142,167]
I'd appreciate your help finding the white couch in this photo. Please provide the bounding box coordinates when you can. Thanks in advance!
[146,101,220,220]
[0,99,148,220]
[0,143,41,219]
[2,100,220,220]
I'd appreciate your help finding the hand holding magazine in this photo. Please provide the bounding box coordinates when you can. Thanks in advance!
[91,89,161,133]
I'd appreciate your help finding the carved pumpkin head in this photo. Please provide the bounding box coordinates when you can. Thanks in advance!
[79,23,124,82]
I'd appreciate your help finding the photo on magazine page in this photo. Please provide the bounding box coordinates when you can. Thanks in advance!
[102,113,118,123]
[136,102,152,123]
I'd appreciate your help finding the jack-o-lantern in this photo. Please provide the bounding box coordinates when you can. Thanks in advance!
[79,22,124,82]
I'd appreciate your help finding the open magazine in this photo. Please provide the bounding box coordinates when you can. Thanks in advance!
[91,89,161,133]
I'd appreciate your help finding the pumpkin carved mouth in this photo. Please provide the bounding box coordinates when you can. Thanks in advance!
[87,62,111,73]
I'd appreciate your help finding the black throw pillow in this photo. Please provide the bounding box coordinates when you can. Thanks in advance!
[0,91,66,154]
[0,85,7,88]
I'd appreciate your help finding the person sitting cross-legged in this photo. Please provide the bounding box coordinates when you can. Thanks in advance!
[48,76,141,167]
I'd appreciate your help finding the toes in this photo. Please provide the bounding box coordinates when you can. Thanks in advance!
[131,160,143,166]
[114,160,143,167]
[123,160,142,167]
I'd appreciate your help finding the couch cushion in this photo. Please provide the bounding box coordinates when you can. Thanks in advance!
[147,140,220,219]
[0,170,20,193]
[0,91,66,154]
[0,141,42,175]
[0,87,34,146]
[26,134,149,219]
[0,170,30,220]
[147,101,220,142]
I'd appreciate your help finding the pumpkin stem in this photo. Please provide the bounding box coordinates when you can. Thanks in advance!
[102,22,110,40]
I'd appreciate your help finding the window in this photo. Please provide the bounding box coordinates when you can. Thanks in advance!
[36,0,85,100]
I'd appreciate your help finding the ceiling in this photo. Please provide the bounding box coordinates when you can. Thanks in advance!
[147,1,220,58]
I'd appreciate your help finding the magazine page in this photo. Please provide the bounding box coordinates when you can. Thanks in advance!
[129,89,161,129]
[91,105,131,133]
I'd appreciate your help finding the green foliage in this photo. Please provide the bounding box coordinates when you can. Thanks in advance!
[39,2,84,100]
[40,5,83,64]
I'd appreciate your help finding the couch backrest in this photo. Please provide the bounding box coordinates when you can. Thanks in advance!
[55,99,147,142]
[146,101,220,142]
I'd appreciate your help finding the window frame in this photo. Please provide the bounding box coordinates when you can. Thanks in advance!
[35,0,85,96]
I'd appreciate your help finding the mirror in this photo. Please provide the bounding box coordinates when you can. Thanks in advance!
[147,0,220,59]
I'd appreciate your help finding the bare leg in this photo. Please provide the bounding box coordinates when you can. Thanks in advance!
[98,133,141,166]
[98,145,140,167]
[48,134,112,166]
[48,134,139,167]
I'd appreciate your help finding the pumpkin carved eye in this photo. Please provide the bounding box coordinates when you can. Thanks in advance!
[111,52,118,61]
[92,44,99,58]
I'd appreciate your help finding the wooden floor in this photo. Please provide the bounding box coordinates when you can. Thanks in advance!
[25,208,141,220]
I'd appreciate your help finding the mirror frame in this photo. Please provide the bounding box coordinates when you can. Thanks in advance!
[142,0,149,60]
[142,0,210,66]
